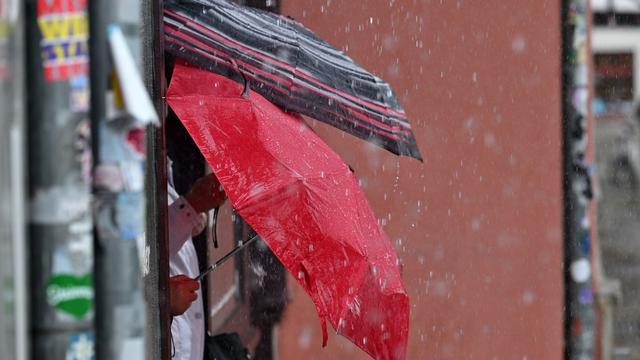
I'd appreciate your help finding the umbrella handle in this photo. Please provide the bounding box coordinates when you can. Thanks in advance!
[209,207,219,248]
[228,58,250,97]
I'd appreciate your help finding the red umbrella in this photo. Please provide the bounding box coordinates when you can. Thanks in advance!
[166,62,409,360]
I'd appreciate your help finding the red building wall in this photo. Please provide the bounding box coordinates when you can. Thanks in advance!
[276,1,564,359]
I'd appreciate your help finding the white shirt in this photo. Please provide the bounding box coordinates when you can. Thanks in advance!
[168,183,205,360]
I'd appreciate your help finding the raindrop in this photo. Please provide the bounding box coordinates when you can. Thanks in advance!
[297,326,313,349]
[371,266,379,276]
[471,218,481,231]
[512,34,526,54]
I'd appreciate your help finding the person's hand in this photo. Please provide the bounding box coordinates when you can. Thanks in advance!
[191,213,207,237]
[169,275,199,316]
[184,173,227,213]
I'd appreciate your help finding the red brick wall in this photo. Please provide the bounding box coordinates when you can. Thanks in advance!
[276,1,564,358]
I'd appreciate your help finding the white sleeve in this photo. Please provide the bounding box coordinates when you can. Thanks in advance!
[168,196,199,256]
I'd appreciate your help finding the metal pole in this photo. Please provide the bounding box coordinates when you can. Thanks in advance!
[25,0,95,358]
[0,0,28,359]
[90,1,147,359]
[562,1,596,358]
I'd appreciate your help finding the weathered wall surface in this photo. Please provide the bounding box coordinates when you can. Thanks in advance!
[275,1,565,359]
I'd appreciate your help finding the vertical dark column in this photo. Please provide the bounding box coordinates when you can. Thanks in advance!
[142,0,170,359]
[88,2,107,357]
[562,0,596,358]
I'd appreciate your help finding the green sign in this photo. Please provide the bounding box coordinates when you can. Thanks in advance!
[46,274,93,319]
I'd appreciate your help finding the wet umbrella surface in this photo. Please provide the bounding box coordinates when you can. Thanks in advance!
[166,61,410,360]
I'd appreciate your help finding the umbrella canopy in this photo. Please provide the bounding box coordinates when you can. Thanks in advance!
[166,61,409,360]
[164,0,422,161]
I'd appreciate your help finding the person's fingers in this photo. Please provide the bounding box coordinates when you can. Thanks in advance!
[193,173,219,193]
[171,274,190,282]
[183,280,199,291]
[186,173,228,212]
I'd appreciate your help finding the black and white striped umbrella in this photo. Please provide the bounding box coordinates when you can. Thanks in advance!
[164,0,423,160]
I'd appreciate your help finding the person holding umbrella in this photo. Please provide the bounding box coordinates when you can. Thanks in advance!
[167,160,226,360]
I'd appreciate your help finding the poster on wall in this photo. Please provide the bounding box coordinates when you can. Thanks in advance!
[36,0,88,82]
